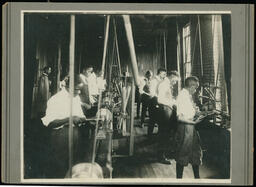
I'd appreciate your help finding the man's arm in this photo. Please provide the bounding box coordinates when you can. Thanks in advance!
[177,114,196,124]
[47,116,87,129]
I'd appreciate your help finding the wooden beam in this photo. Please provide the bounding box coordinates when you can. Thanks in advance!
[129,80,135,156]
[176,20,182,91]
[57,43,61,92]
[122,15,140,86]
[198,15,204,80]
[113,18,122,77]
[101,15,110,75]
[91,15,111,175]
[198,15,204,104]
[68,14,75,178]
[163,31,167,70]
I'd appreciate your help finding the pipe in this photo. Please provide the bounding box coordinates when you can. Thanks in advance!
[198,15,204,105]
[101,15,110,75]
[68,14,75,178]
[122,15,140,86]
[113,18,122,77]
[163,31,167,70]
[91,15,110,175]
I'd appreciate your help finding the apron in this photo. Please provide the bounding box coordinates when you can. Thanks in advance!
[175,122,202,166]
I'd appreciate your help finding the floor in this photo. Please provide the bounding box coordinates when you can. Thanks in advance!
[24,107,230,179]
[111,117,227,179]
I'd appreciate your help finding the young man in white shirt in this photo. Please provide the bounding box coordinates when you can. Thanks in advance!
[156,70,180,164]
[42,75,94,178]
[139,70,153,128]
[79,66,98,117]
[141,68,167,135]
[79,66,98,105]
[175,76,203,179]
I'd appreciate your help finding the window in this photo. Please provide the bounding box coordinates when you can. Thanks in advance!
[182,24,191,78]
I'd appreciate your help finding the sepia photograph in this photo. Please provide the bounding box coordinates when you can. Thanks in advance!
[22,12,231,182]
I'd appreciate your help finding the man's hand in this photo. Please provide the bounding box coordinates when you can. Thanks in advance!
[193,117,203,124]
[72,116,87,125]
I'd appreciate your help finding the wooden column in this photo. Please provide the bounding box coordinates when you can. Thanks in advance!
[113,18,122,77]
[68,14,75,178]
[129,79,135,156]
[198,15,204,104]
[57,43,61,92]
[122,15,140,86]
[91,15,110,169]
[101,15,110,74]
[176,20,182,91]
[163,31,167,70]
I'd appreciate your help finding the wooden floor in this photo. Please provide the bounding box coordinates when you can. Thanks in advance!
[111,117,225,179]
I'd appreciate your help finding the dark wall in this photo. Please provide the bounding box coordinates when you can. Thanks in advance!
[222,15,231,113]
[24,14,70,122]
[24,15,37,125]
[166,18,178,72]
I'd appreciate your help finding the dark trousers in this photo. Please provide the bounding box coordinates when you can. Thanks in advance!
[135,86,141,117]
[82,105,98,118]
[147,97,159,135]
[176,163,200,178]
[141,95,158,135]
[141,94,151,124]
[46,124,95,178]
[157,104,176,159]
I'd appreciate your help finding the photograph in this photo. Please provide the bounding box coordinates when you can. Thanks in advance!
[22,12,231,181]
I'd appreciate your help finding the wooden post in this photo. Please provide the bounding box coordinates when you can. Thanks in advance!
[57,43,61,92]
[68,14,75,178]
[176,20,182,91]
[101,15,110,74]
[113,18,122,77]
[163,31,167,70]
[109,37,116,84]
[91,15,110,173]
[122,15,140,86]
[129,79,135,156]
[198,15,204,104]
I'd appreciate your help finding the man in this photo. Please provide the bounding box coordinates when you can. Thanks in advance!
[42,75,94,178]
[145,68,167,135]
[79,67,98,117]
[139,70,153,128]
[135,75,145,119]
[156,70,180,164]
[175,76,203,179]
[96,70,107,92]
[80,66,97,105]
[36,66,51,118]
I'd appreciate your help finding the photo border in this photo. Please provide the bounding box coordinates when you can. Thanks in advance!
[3,2,253,185]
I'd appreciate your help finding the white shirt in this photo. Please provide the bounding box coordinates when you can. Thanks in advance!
[150,75,162,97]
[96,76,106,91]
[176,88,196,122]
[42,89,84,126]
[139,75,162,97]
[79,74,87,85]
[157,78,176,107]
[79,73,97,104]
[88,72,99,95]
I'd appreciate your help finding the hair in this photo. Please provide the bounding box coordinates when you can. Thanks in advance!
[167,70,179,77]
[43,66,51,73]
[184,76,199,88]
[157,67,167,75]
[65,75,81,88]
[82,66,93,72]
[145,70,153,78]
